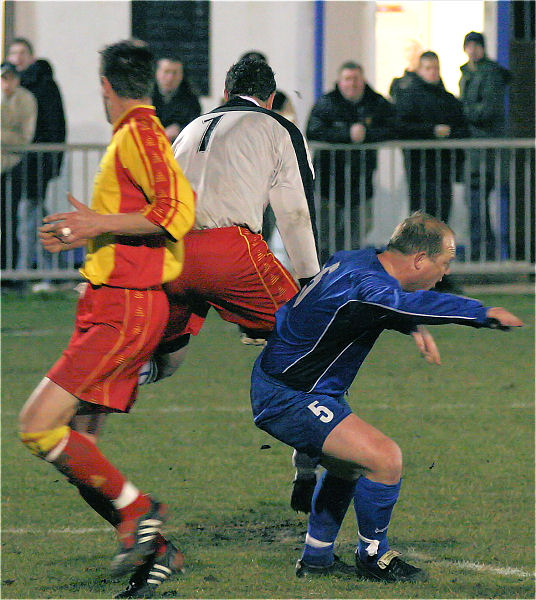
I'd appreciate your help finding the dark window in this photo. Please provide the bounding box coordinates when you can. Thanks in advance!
[131,0,210,95]
[511,0,535,42]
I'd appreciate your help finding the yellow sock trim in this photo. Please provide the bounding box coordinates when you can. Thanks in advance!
[19,426,70,456]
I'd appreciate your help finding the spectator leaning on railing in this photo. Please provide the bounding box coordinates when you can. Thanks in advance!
[394,51,468,224]
[306,61,395,260]
[7,37,66,281]
[1,61,37,273]
[459,31,511,261]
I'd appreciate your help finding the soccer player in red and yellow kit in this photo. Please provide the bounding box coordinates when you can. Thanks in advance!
[19,40,195,581]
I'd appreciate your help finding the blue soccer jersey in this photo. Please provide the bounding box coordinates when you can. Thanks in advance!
[259,248,490,396]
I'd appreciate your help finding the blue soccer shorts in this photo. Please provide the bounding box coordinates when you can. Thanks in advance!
[250,357,353,459]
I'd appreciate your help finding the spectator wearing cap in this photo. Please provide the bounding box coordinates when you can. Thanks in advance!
[1,61,37,273]
[153,56,201,143]
[459,31,511,261]
[7,37,66,279]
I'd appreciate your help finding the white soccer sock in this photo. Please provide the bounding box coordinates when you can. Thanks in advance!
[292,449,320,479]
[112,481,140,509]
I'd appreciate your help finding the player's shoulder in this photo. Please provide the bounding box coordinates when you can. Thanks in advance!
[214,103,302,137]
[119,112,161,140]
[178,111,214,132]
[329,248,380,271]
[329,249,397,293]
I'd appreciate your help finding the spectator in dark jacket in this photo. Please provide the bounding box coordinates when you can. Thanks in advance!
[395,51,468,224]
[153,56,201,143]
[460,32,510,138]
[7,37,66,277]
[306,61,395,259]
[8,38,65,196]
[459,31,511,260]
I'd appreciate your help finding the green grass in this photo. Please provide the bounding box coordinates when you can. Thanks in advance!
[1,291,534,599]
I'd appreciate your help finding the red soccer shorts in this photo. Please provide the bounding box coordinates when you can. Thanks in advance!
[161,226,299,347]
[47,283,169,412]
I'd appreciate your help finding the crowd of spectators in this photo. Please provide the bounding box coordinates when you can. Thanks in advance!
[306,31,511,262]
[1,30,513,287]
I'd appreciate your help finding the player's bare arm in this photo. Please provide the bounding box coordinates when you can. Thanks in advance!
[40,193,165,245]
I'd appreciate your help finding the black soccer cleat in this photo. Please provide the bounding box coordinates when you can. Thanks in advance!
[111,498,168,577]
[114,539,184,598]
[290,476,316,513]
[296,555,356,577]
[355,549,427,582]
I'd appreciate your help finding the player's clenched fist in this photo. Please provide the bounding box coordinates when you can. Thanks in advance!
[486,307,524,329]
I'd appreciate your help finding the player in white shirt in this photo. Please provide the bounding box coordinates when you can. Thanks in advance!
[142,58,320,379]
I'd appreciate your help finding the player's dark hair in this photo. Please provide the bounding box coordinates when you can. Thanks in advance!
[419,51,439,64]
[338,61,363,73]
[386,212,453,258]
[158,55,183,65]
[100,39,155,99]
[224,58,276,102]
[10,37,34,56]
[463,31,485,49]
[240,50,267,63]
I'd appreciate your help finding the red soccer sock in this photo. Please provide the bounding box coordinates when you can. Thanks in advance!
[154,532,167,553]
[49,429,150,521]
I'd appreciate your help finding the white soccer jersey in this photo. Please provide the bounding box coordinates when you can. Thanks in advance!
[172,97,320,280]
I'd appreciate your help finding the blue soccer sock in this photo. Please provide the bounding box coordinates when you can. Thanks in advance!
[354,476,401,563]
[301,471,356,567]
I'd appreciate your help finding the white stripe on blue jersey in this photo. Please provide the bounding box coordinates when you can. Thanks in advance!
[260,248,490,396]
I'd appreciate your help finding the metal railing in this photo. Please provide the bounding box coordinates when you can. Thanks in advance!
[309,138,535,274]
[1,143,105,281]
[1,140,534,283]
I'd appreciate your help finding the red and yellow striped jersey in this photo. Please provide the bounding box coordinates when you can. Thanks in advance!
[81,105,195,288]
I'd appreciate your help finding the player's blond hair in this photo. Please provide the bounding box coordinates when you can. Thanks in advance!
[386,212,454,258]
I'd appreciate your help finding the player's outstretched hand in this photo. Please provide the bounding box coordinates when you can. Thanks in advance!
[486,307,524,330]
[411,325,441,365]
[40,193,101,246]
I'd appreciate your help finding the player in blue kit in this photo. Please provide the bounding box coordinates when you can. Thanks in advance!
[250,212,523,582]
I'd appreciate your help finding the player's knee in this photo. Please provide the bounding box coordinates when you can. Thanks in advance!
[19,425,70,459]
[378,438,403,483]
